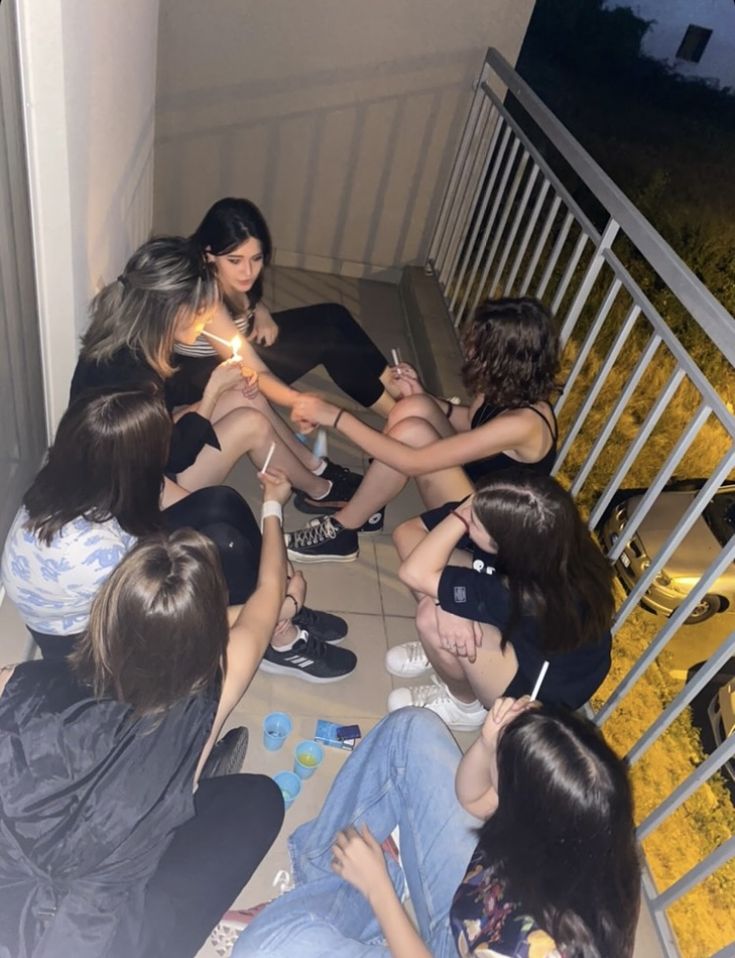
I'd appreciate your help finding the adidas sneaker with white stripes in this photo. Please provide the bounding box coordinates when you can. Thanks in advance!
[259,629,357,682]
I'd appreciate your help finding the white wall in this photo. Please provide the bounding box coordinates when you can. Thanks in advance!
[17,0,159,430]
[608,0,735,89]
[154,0,535,278]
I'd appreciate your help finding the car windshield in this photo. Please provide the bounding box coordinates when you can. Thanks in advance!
[703,490,735,547]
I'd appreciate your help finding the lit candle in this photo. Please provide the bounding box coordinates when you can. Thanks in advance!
[230,335,243,362]
[201,329,231,349]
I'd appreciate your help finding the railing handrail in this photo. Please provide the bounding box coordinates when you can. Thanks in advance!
[483,48,735,366]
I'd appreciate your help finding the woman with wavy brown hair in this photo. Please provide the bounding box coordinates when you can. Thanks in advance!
[284,297,560,563]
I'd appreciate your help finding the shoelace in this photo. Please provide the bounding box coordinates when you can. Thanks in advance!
[407,675,450,707]
[290,517,339,548]
[404,642,429,665]
[291,630,328,660]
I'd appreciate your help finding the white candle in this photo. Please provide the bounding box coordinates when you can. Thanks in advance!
[201,329,231,349]
[391,348,402,366]
[260,441,276,476]
[530,660,550,702]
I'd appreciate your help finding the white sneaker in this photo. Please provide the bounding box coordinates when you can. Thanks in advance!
[387,677,487,732]
[385,641,432,679]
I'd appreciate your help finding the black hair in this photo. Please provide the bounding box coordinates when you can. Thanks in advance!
[23,387,171,543]
[480,706,640,957]
[191,197,273,309]
[472,469,613,653]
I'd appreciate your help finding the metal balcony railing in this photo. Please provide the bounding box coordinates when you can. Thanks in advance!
[427,48,735,958]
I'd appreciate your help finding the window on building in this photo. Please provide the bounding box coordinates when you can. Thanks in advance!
[676,24,713,63]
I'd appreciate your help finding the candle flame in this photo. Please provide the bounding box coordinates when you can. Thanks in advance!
[230,335,243,361]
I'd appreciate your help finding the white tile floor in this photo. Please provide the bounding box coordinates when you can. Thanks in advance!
[0,267,663,958]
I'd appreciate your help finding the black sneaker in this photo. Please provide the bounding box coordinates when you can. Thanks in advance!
[286,516,359,563]
[358,507,384,534]
[201,726,249,778]
[293,606,348,644]
[260,630,357,682]
[293,462,363,515]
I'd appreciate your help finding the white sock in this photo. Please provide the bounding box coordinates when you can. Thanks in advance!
[272,628,308,653]
[311,480,333,501]
[312,459,328,476]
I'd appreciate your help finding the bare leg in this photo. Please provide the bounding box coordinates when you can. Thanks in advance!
[416,598,519,707]
[176,406,330,498]
[334,416,472,528]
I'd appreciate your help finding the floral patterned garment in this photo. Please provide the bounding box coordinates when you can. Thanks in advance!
[449,847,561,958]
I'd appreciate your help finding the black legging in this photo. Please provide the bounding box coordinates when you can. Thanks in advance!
[170,302,388,409]
[163,486,261,605]
[114,774,284,958]
[30,486,262,659]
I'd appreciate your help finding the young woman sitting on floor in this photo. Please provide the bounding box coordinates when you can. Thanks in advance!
[70,235,359,513]
[231,701,640,958]
[388,469,614,730]
[185,197,396,418]
[0,523,287,958]
[285,297,559,562]
[1,388,355,681]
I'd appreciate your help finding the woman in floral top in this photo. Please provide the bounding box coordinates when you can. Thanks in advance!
[234,699,640,958]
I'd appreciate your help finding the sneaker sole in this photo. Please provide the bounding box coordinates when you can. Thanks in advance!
[293,497,350,516]
[385,663,433,679]
[287,548,358,563]
[258,660,355,682]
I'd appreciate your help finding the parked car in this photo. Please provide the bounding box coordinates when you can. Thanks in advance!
[599,479,735,625]
[688,660,735,801]
[707,677,735,786]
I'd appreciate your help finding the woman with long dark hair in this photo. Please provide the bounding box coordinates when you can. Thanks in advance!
[231,701,640,958]
[181,197,395,417]
[70,235,359,511]
[0,526,287,958]
[1,388,356,680]
[284,297,559,560]
[389,470,614,730]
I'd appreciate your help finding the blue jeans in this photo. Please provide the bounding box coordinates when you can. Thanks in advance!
[233,708,479,958]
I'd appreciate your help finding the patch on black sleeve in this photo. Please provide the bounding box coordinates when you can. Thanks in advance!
[453,585,467,603]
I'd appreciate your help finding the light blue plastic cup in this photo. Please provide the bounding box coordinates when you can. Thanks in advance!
[263,712,292,751]
[274,770,301,809]
[293,740,324,780]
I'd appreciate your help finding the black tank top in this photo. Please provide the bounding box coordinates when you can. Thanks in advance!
[464,401,558,484]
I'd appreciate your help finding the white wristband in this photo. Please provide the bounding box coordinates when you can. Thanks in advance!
[261,500,283,531]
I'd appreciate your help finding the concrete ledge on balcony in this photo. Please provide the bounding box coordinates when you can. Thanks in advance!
[399,265,465,401]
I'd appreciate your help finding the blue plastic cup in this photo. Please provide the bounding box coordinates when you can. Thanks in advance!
[263,712,292,751]
[293,740,324,779]
[274,770,301,809]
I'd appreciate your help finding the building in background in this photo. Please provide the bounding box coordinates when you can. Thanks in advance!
[607,0,735,88]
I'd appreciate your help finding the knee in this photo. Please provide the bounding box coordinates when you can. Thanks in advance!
[232,407,271,442]
[387,394,436,429]
[388,416,439,446]
[383,705,449,743]
[415,595,438,639]
[248,774,286,838]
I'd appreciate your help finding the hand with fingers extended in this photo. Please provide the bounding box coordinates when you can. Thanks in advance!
[331,824,392,903]
[435,605,483,663]
[291,394,340,430]
[258,466,291,506]
[247,305,279,346]
[480,696,535,751]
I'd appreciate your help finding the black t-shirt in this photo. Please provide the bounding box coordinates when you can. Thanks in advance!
[423,502,611,710]
[70,349,220,476]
